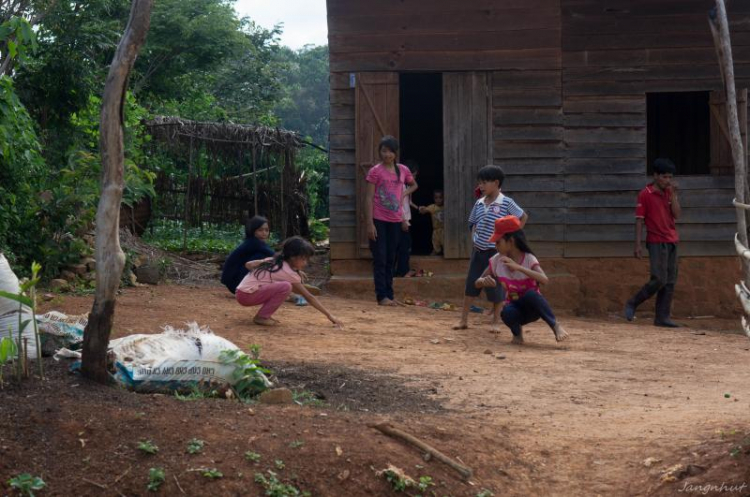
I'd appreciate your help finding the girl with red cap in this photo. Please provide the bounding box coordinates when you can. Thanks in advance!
[475,216,569,344]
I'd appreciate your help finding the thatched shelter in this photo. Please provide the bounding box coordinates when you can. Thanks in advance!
[143,116,309,245]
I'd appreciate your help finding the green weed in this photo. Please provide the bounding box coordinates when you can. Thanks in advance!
[202,468,223,480]
[292,390,325,407]
[245,451,262,463]
[147,468,165,492]
[274,459,285,470]
[254,471,310,497]
[187,438,205,454]
[7,474,46,496]
[137,440,159,455]
[288,440,304,449]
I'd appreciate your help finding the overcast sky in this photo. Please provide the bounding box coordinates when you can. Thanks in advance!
[234,0,328,49]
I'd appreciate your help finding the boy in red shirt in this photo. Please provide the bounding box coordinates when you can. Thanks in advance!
[624,158,682,327]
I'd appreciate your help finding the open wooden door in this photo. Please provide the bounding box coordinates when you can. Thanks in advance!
[442,72,493,259]
[710,89,748,175]
[355,72,399,257]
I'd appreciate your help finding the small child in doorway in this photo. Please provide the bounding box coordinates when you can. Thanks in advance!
[418,190,445,255]
[454,165,528,331]
[237,236,342,327]
[475,216,569,344]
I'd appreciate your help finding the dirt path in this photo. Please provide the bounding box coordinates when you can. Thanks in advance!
[15,285,750,495]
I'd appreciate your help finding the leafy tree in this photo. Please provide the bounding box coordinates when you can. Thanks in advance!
[275,45,329,146]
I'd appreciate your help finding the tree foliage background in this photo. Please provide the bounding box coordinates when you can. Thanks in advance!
[0,0,330,277]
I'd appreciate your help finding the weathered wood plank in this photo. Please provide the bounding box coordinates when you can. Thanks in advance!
[563,31,750,52]
[512,191,567,208]
[329,194,356,211]
[563,97,645,114]
[329,178,356,196]
[329,150,355,164]
[525,224,565,242]
[330,29,560,54]
[330,163,355,180]
[565,142,645,158]
[493,88,562,107]
[330,89,354,105]
[331,105,355,120]
[328,9,560,36]
[565,127,645,144]
[499,160,565,175]
[563,79,645,96]
[330,119,354,136]
[503,176,564,192]
[330,72,352,90]
[564,113,646,127]
[330,48,561,73]
[565,175,733,192]
[493,126,564,141]
[565,223,735,242]
[330,241,358,260]
[564,158,645,175]
[492,70,561,88]
[329,134,355,150]
[565,207,737,225]
[567,189,735,208]
[494,108,563,125]
[329,211,356,227]
[562,241,734,258]
[327,0,561,16]
[494,141,564,158]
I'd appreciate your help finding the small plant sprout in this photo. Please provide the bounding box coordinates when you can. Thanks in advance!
[249,343,262,360]
[219,349,270,401]
[244,451,262,463]
[202,468,223,480]
[274,459,286,470]
[137,440,159,455]
[7,474,46,497]
[289,440,304,449]
[254,471,310,497]
[476,490,495,497]
[147,468,165,492]
[187,438,205,454]
[377,465,434,494]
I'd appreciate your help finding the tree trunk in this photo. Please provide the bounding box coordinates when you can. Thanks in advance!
[81,0,153,384]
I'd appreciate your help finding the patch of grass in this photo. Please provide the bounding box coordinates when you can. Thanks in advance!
[147,468,165,492]
[7,474,46,496]
[245,451,262,463]
[187,438,205,454]
[476,490,495,497]
[274,459,285,470]
[254,471,310,497]
[288,440,304,449]
[174,386,219,401]
[292,390,325,407]
[137,440,159,455]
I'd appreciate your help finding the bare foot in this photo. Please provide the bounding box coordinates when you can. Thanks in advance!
[554,323,569,342]
[452,321,468,330]
[378,298,397,306]
[511,334,524,345]
[489,323,502,334]
[253,316,277,326]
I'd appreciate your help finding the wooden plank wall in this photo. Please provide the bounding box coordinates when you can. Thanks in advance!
[326,0,562,260]
[560,0,750,256]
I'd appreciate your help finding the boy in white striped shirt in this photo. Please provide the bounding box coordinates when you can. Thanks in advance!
[454,165,528,331]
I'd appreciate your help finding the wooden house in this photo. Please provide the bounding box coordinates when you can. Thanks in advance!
[325,0,750,315]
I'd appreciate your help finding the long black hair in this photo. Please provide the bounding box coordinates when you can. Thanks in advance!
[254,236,315,277]
[245,215,269,239]
[502,229,535,255]
[379,135,400,180]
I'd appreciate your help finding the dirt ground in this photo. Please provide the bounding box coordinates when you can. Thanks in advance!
[1,284,750,496]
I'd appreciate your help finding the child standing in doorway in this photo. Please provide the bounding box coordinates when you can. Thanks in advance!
[454,165,528,331]
[395,161,419,277]
[237,237,342,327]
[475,216,568,344]
[365,136,418,305]
[418,190,445,255]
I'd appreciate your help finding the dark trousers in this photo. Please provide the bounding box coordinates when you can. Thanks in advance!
[370,220,401,301]
[644,242,679,295]
[501,291,557,337]
[464,248,504,303]
[394,229,411,277]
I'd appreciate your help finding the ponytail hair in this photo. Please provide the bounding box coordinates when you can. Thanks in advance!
[378,135,400,181]
[254,236,315,277]
[502,230,535,255]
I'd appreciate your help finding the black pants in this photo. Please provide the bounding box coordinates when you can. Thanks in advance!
[645,242,679,295]
[370,220,401,301]
[501,291,557,337]
[394,228,411,277]
[464,248,504,303]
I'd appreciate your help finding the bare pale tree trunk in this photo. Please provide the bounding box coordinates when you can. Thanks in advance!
[710,0,750,339]
[81,0,153,383]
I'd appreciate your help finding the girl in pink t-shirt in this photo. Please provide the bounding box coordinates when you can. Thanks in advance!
[475,216,569,344]
[237,237,342,327]
[364,136,418,306]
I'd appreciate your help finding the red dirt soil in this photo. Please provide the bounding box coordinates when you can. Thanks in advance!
[1,284,749,496]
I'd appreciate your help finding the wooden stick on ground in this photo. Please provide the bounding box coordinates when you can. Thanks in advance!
[173,475,186,495]
[370,423,473,480]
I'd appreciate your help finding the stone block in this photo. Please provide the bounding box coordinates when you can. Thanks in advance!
[258,388,294,405]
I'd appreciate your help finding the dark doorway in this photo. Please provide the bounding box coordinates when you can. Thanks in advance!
[399,73,444,255]
[647,92,710,175]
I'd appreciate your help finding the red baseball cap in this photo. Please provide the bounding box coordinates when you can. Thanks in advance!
[488,216,522,243]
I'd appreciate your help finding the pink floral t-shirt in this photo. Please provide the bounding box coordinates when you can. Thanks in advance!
[236,261,301,294]
[366,163,414,223]
[489,253,542,302]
